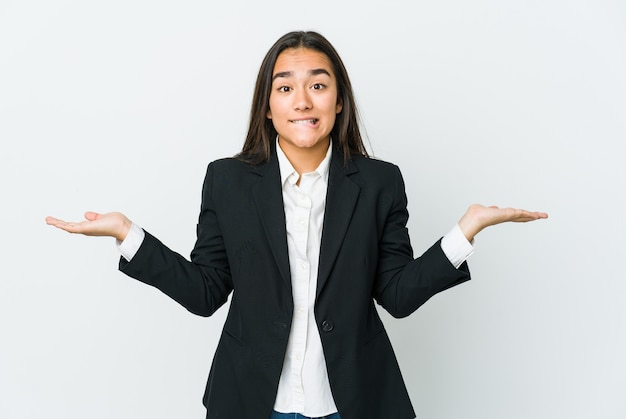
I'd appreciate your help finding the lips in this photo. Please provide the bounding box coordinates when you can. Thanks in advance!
[290,118,319,124]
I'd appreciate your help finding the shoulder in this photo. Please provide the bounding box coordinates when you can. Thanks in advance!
[207,157,253,173]
[199,157,262,196]
[349,154,404,181]
[204,156,262,180]
[337,154,409,204]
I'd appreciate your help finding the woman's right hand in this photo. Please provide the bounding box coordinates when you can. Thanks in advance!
[45,212,132,242]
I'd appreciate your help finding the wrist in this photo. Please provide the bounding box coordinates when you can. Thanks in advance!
[458,205,484,242]
[458,218,478,242]
[116,215,132,242]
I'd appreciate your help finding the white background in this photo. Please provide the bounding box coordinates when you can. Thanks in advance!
[1,1,625,418]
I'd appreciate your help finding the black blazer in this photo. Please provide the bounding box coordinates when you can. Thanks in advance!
[119,144,470,419]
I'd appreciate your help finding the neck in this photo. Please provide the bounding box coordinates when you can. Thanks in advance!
[278,138,330,174]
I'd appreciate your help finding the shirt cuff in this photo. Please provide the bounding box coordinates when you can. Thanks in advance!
[441,223,475,269]
[116,222,145,261]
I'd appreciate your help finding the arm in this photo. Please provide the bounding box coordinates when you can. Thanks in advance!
[45,165,234,316]
[373,167,547,318]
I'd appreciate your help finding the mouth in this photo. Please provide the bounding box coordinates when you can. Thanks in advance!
[290,118,319,125]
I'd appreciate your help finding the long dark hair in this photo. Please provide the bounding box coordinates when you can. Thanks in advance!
[236,31,368,164]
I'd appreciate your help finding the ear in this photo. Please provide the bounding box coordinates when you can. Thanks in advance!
[336,97,343,114]
[266,110,272,119]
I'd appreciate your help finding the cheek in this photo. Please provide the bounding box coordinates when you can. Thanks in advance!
[329,115,338,128]
[267,97,283,119]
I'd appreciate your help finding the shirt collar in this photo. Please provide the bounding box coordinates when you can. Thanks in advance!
[276,137,332,187]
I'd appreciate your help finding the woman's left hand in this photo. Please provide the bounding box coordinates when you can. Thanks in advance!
[458,204,548,242]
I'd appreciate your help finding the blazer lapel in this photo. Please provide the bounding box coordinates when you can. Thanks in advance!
[251,149,292,292]
[317,152,360,299]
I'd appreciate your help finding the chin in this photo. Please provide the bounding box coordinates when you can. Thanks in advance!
[282,135,329,150]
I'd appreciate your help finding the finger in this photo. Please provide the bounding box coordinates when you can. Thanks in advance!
[45,217,85,233]
[45,216,70,227]
[518,210,548,219]
[512,211,549,222]
[84,211,100,221]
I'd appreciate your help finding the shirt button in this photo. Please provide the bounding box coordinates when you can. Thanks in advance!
[321,320,334,332]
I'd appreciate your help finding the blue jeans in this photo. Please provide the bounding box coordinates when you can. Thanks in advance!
[270,410,341,419]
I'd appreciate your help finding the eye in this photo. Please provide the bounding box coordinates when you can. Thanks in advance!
[312,83,326,90]
[277,86,291,93]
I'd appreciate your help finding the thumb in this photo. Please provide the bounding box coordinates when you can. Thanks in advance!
[84,211,101,221]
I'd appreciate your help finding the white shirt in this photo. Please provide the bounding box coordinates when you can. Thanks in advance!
[272,140,336,416]
[117,141,474,416]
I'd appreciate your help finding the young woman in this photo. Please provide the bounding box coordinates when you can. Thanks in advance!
[46,30,547,419]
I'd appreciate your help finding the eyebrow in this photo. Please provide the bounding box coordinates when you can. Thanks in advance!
[272,68,332,82]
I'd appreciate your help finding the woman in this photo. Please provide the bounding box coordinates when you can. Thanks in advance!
[46,30,547,419]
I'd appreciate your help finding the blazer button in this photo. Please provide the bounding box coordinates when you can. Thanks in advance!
[321,320,334,332]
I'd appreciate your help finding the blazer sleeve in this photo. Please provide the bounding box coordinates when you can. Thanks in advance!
[372,165,471,318]
[118,163,233,316]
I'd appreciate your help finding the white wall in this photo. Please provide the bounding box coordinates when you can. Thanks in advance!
[1,1,624,418]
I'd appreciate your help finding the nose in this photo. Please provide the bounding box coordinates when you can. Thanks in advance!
[293,88,312,111]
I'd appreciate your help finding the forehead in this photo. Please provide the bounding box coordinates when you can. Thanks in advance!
[272,48,335,76]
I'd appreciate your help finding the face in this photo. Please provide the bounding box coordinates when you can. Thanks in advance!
[267,48,343,156]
